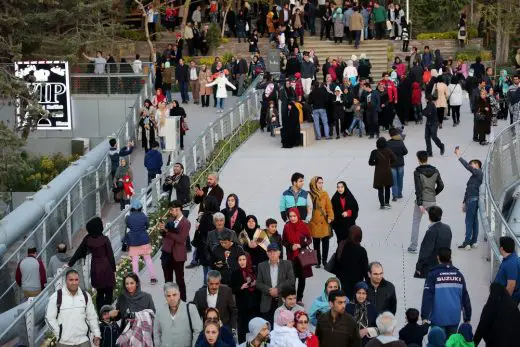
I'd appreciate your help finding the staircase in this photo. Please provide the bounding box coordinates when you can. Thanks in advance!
[302,36,390,81]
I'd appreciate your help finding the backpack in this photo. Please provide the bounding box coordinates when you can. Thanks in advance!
[56,288,90,340]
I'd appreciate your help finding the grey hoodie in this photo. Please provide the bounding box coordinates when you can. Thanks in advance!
[413,164,444,206]
[239,317,270,347]
[47,253,71,279]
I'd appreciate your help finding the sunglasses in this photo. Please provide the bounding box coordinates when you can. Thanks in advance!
[297,320,308,324]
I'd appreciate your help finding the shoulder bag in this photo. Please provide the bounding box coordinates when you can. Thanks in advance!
[298,246,318,268]
[314,198,333,237]
[324,239,347,274]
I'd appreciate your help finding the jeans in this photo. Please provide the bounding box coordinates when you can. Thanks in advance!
[353,30,361,47]
[364,26,369,40]
[179,81,189,102]
[425,124,444,155]
[413,104,422,122]
[217,97,225,110]
[312,108,330,139]
[349,118,365,136]
[313,236,330,265]
[391,166,404,198]
[410,201,436,250]
[465,198,479,244]
[164,87,172,102]
[159,136,165,149]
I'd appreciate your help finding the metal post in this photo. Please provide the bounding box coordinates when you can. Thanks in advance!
[66,194,73,248]
[78,179,84,226]
[25,297,35,347]
[192,146,197,170]
[406,0,409,23]
[201,135,207,162]
[41,222,47,266]
[140,188,148,214]
[95,171,101,216]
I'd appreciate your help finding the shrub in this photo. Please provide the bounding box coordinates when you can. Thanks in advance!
[207,23,222,54]
[416,27,478,40]
[455,50,493,62]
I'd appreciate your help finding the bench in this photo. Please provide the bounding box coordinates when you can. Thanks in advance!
[273,122,315,147]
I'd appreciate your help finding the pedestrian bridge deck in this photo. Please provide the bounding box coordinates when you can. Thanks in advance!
[138,96,495,332]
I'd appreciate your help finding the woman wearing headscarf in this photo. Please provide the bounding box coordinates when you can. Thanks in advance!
[309,277,342,326]
[474,283,520,347]
[260,76,277,132]
[221,193,247,235]
[308,176,334,268]
[294,311,319,347]
[337,226,369,299]
[155,100,172,149]
[475,88,492,145]
[434,49,444,71]
[230,253,260,343]
[199,65,213,108]
[346,282,378,347]
[330,86,346,139]
[281,101,301,148]
[282,208,313,304]
[433,73,449,128]
[241,215,269,267]
[139,99,157,152]
[170,100,187,150]
[192,196,219,283]
[68,216,116,313]
[369,137,397,209]
[330,181,359,243]
[332,7,344,44]
[195,308,235,347]
[195,321,232,347]
[110,272,155,332]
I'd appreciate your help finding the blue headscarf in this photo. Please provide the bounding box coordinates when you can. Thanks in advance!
[427,326,447,347]
[309,277,343,325]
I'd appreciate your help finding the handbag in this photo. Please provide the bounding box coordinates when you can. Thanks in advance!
[386,20,392,31]
[182,119,189,131]
[324,239,347,274]
[297,247,318,267]
[475,112,486,121]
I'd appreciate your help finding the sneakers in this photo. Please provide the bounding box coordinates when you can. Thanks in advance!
[315,264,321,268]
[380,205,385,210]
[458,243,471,250]
[407,247,417,254]
[392,196,398,202]
[471,243,478,249]
[385,203,391,209]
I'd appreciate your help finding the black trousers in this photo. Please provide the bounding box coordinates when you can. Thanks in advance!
[437,107,446,124]
[425,124,444,155]
[313,236,330,265]
[378,186,391,206]
[293,261,306,301]
[375,22,386,39]
[261,298,279,327]
[201,95,210,107]
[162,254,187,301]
[450,105,461,124]
[95,287,114,314]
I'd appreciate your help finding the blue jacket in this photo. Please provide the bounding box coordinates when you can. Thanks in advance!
[144,149,163,173]
[279,187,309,222]
[459,158,483,203]
[421,263,472,327]
[125,211,150,246]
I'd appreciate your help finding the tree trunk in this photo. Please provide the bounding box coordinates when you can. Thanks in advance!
[495,0,503,64]
[221,3,232,37]
[181,0,192,31]
[134,0,155,64]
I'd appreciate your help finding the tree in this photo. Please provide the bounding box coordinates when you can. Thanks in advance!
[410,0,471,34]
[133,0,156,64]
[0,0,127,138]
[0,123,31,195]
[480,0,520,64]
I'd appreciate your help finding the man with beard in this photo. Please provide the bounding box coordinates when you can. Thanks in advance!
[238,318,271,347]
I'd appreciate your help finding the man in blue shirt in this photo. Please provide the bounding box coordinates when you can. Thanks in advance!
[495,236,520,303]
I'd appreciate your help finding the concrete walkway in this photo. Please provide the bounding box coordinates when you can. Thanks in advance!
[134,95,504,336]
[101,92,239,221]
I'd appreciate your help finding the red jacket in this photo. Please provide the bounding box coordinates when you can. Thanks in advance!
[411,82,422,105]
[379,79,398,103]
[304,334,319,347]
[15,255,47,291]
[162,216,191,262]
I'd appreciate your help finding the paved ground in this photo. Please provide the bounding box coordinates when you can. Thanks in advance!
[101,92,239,221]
[134,95,505,337]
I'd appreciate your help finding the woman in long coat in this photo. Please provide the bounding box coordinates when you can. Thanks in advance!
[331,181,359,243]
[68,216,116,313]
[199,65,213,107]
[139,99,156,152]
[332,8,344,43]
[368,137,397,209]
[475,88,492,145]
[308,176,334,268]
[336,225,368,300]
[281,101,301,148]
[191,196,219,281]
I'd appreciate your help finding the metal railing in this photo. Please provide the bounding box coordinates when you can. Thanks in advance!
[0,67,154,309]
[479,120,520,277]
[0,75,263,346]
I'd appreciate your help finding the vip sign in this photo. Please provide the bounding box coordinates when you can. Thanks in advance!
[14,61,72,130]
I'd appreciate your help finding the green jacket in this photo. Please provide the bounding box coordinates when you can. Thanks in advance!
[446,334,475,347]
[372,7,387,23]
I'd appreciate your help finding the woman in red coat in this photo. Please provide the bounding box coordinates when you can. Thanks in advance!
[282,208,312,305]
[295,311,319,347]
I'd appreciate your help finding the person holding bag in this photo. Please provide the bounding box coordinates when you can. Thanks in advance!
[282,208,313,305]
[308,176,334,269]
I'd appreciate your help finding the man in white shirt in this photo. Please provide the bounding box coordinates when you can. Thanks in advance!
[189,61,200,104]
[82,51,106,75]
[132,54,143,74]
[45,269,101,347]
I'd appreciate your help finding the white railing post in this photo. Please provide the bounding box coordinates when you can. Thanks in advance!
[79,179,85,226]
[25,297,35,347]
[192,146,197,170]
[41,222,47,266]
[201,135,207,162]
[220,119,225,139]
[95,171,101,216]
[141,188,148,214]
[66,194,73,248]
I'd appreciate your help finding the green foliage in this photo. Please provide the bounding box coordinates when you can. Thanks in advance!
[207,23,222,54]
[455,50,493,62]
[416,27,478,40]
[410,0,471,35]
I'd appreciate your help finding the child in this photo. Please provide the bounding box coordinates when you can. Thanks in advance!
[267,100,280,137]
[446,322,475,347]
[346,98,365,137]
[398,308,429,346]
[411,81,423,124]
[100,305,120,347]
[265,218,283,259]
[401,19,410,52]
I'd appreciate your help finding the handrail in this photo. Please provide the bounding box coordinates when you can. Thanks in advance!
[479,120,520,277]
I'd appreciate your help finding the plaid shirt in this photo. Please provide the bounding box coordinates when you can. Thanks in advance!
[116,309,155,347]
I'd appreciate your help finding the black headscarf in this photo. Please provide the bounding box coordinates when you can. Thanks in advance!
[170,100,186,117]
[86,217,104,237]
[244,215,259,238]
